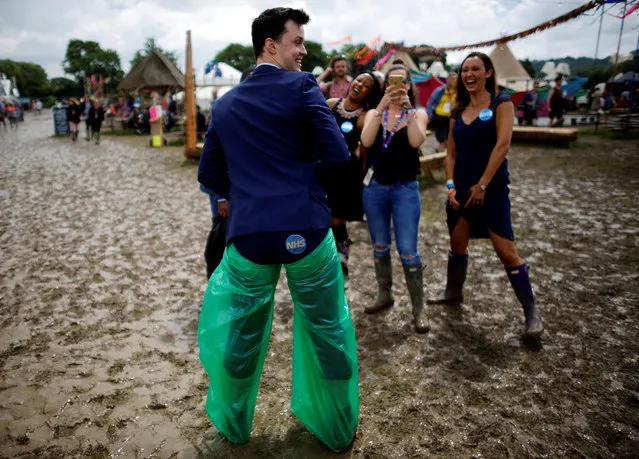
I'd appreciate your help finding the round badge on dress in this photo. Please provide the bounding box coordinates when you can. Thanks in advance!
[479,108,493,121]
[285,234,307,255]
[340,121,354,133]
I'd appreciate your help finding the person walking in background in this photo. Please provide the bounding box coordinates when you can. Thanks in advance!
[359,64,430,333]
[519,81,540,126]
[427,73,457,152]
[83,97,92,140]
[35,99,43,115]
[323,71,382,278]
[196,105,207,141]
[427,52,543,338]
[317,55,353,100]
[67,98,83,141]
[0,100,6,129]
[197,7,359,453]
[6,103,18,129]
[88,99,105,145]
[549,76,565,127]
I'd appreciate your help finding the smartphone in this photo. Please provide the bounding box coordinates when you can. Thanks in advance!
[388,75,404,89]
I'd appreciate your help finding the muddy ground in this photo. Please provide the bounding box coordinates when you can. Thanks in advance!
[0,114,638,458]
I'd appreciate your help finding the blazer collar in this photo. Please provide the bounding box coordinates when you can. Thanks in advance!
[252,64,285,75]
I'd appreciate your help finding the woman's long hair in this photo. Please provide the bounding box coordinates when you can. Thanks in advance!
[455,52,497,112]
[359,71,383,111]
[384,65,416,107]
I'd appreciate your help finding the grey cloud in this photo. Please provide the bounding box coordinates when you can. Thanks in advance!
[1,0,637,79]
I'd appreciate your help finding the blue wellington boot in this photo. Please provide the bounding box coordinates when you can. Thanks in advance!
[506,263,544,337]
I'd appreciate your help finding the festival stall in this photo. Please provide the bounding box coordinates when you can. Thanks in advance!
[119,49,185,147]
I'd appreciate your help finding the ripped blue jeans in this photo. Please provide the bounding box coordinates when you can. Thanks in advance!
[362,179,422,266]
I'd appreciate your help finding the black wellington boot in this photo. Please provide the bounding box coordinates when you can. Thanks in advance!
[365,255,394,314]
[403,264,429,333]
[506,262,544,337]
[427,251,468,305]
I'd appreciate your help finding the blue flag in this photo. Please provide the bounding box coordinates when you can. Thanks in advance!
[205,60,223,77]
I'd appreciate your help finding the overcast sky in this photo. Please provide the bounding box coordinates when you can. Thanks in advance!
[1,0,638,79]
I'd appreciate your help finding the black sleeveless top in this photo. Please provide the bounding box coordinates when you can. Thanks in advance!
[331,99,362,153]
[367,126,421,184]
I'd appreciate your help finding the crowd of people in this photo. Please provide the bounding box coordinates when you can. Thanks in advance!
[196,6,545,454]
[64,97,105,144]
[518,76,569,127]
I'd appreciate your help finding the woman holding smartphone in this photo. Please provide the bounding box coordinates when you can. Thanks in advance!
[360,65,429,333]
[324,71,382,278]
[428,52,543,338]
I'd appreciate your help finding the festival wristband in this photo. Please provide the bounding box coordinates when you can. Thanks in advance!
[446,179,455,190]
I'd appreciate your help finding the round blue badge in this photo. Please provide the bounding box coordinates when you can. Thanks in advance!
[340,121,354,133]
[285,234,307,255]
[479,108,493,121]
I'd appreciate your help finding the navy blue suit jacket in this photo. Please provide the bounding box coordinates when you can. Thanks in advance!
[198,64,350,242]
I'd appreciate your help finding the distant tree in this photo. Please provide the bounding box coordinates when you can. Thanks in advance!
[130,37,179,69]
[0,59,50,97]
[520,59,536,78]
[301,40,328,73]
[586,66,615,87]
[62,39,124,93]
[50,77,83,99]
[215,44,256,72]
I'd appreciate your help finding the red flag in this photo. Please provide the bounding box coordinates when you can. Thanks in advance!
[356,49,376,65]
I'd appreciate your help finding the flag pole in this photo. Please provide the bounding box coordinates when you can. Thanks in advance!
[184,30,198,159]
[592,1,604,68]
[614,0,628,68]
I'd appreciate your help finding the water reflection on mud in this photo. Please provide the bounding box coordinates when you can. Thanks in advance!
[0,116,637,458]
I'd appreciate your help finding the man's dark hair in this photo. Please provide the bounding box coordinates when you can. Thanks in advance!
[251,8,310,59]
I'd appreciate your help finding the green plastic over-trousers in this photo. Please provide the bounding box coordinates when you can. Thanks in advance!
[198,231,359,452]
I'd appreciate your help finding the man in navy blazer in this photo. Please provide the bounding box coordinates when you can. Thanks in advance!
[197,7,359,453]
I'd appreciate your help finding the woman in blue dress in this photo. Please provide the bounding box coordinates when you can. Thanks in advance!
[428,52,543,337]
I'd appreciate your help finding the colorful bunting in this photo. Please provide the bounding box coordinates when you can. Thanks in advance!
[355,49,376,65]
[608,3,638,18]
[437,0,603,51]
[374,49,397,70]
[325,35,352,46]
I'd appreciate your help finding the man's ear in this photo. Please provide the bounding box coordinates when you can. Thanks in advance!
[264,38,277,56]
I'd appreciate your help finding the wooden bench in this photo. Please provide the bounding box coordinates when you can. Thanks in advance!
[600,113,639,131]
[511,126,578,145]
[419,151,447,179]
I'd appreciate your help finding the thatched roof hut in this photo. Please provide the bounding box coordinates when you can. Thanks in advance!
[119,49,185,92]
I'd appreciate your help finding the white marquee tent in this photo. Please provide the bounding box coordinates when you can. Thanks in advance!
[196,62,242,87]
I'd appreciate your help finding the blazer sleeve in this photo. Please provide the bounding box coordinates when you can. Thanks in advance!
[301,73,350,163]
[198,107,230,200]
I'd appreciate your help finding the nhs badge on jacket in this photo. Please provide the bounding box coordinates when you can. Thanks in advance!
[285,234,307,255]
[479,108,493,121]
[340,121,354,133]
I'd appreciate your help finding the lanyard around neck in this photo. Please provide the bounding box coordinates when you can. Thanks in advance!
[382,108,406,153]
